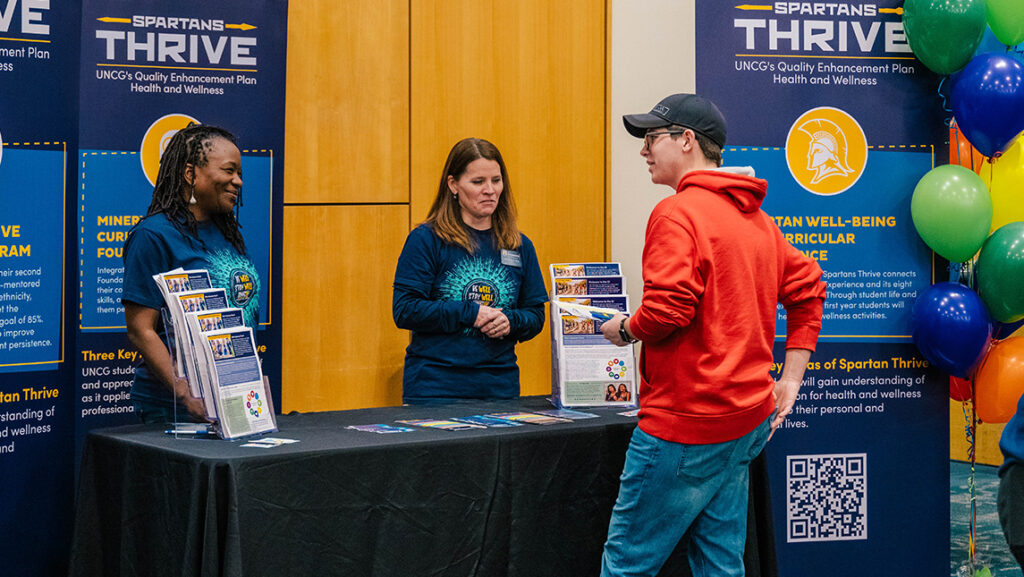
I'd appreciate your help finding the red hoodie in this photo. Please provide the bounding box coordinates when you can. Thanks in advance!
[628,169,826,444]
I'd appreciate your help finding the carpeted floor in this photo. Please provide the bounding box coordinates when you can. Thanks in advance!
[951,461,1021,576]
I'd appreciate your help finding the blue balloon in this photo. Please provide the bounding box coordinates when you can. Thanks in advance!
[975,27,1006,55]
[951,53,1024,157]
[973,26,1024,64]
[911,282,993,378]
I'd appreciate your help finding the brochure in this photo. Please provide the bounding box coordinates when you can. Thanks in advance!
[346,424,416,434]
[200,326,277,440]
[553,300,619,322]
[241,437,300,448]
[451,415,525,428]
[170,288,229,402]
[484,411,573,425]
[549,263,638,409]
[185,307,246,418]
[154,269,213,295]
[550,263,622,277]
[396,419,487,431]
[553,276,625,296]
[555,296,629,346]
[152,268,212,394]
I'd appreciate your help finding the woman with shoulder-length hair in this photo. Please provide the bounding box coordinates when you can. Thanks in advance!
[121,123,262,423]
[393,137,548,404]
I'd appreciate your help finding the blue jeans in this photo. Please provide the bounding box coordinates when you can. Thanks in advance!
[601,417,771,577]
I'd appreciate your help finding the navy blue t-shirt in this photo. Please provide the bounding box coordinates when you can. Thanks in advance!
[393,225,548,403]
[122,213,261,408]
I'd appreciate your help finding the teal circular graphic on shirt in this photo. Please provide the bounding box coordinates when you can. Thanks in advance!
[441,257,515,310]
[208,249,262,327]
[441,257,516,336]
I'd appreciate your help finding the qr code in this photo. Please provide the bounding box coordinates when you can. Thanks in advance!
[787,453,867,543]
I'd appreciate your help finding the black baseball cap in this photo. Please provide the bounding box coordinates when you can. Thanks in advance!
[623,93,727,148]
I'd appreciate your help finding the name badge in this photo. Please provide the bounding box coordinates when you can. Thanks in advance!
[501,249,522,267]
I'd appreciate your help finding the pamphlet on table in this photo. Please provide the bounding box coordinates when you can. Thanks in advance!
[346,424,416,434]
[485,411,573,425]
[396,419,487,431]
[152,268,278,440]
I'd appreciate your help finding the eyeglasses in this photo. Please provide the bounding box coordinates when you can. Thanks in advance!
[643,130,685,150]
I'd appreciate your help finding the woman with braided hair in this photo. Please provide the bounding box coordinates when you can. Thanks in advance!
[122,123,261,423]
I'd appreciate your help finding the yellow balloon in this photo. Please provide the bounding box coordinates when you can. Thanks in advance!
[990,134,1024,232]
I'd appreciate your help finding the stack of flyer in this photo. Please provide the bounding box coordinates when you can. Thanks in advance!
[549,263,637,408]
[153,268,277,440]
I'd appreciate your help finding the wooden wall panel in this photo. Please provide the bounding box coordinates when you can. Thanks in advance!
[411,0,607,395]
[281,206,408,411]
[281,0,607,409]
[285,0,409,204]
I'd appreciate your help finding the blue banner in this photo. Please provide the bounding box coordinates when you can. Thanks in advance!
[74,0,286,439]
[0,2,80,575]
[696,1,948,575]
[1,1,286,574]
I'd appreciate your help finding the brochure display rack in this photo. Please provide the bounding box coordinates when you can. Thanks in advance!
[549,263,637,408]
[154,268,277,440]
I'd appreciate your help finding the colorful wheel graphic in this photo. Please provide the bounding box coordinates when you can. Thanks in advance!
[246,390,263,417]
[606,359,627,379]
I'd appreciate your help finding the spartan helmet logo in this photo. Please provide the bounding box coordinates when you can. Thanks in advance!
[798,119,854,184]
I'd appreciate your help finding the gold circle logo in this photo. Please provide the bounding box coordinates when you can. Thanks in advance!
[140,113,199,187]
[785,107,867,196]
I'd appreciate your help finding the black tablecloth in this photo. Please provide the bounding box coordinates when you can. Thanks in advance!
[69,396,776,577]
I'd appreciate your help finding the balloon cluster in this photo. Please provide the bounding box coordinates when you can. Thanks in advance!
[904,0,1024,423]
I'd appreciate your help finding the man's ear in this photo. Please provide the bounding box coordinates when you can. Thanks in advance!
[184,163,195,186]
[680,129,697,153]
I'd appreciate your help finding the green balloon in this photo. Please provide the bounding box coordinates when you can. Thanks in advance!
[987,0,1024,46]
[903,0,987,75]
[911,164,993,262]
[977,222,1024,323]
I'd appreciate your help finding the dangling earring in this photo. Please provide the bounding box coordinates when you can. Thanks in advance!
[189,185,197,205]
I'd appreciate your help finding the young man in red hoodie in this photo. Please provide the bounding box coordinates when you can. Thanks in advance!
[599,93,826,577]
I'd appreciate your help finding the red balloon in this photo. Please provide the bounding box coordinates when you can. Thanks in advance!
[975,337,1024,423]
[950,375,973,401]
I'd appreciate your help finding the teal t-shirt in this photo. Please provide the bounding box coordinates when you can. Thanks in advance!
[122,213,261,408]
[393,225,548,403]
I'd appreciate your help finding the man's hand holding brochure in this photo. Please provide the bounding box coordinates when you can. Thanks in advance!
[553,300,621,322]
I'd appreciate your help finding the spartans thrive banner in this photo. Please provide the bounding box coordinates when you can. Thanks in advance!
[695,2,948,574]
[75,0,286,442]
[1,1,286,574]
[0,3,80,575]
